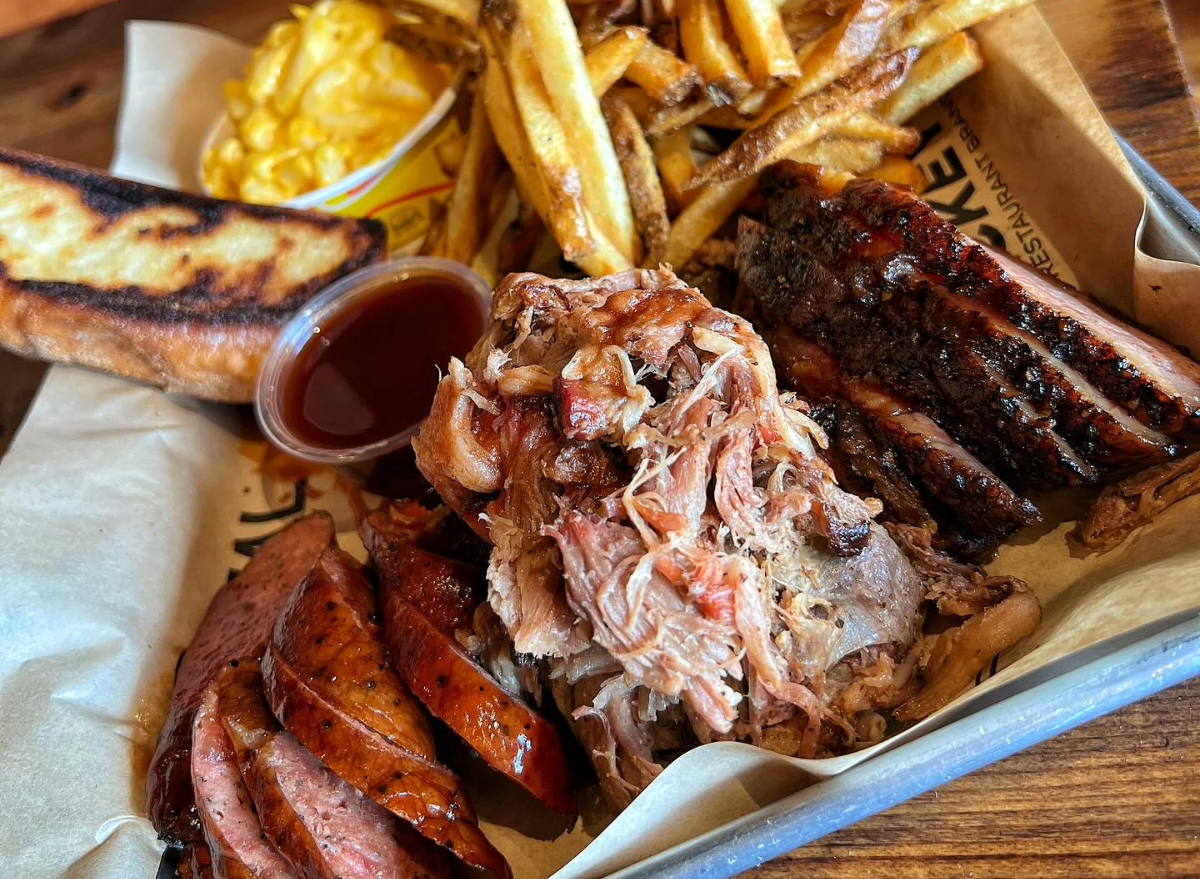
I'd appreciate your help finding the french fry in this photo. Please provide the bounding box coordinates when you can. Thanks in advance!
[735,87,769,115]
[388,20,482,66]
[479,33,595,260]
[688,48,916,188]
[834,111,920,153]
[603,93,670,265]
[876,31,984,123]
[608,84,653,115]
[644,96,714,137]
[574,1,626,48]
[663,174,758,268]
[441,89,501,264]
[625,40,702,105]
[419,196,449,256]
[689,126,722,154]
[788,135,886,173]
[722,0,800,84]
[497,202,544,275]
[584,27,650,96]
[487,168,514,225]
[863,155,928,191]
[894,0,1035,51]
[575,209,635,274]
[781,8,840,48]
[678,0,752,105]
[388,0,480,35]
[433,132,467,176]
[515,0,639,259]
[761,0,899,119]
[697,104,756,129]
[653,126,699,209]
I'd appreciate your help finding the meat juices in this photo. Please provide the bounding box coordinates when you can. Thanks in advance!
[412,267,931,798]
[217,663,453,879]
[147,513,335,849]
[738,161,1200,555]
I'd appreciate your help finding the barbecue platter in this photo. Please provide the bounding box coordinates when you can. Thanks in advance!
[1,0,1199,878]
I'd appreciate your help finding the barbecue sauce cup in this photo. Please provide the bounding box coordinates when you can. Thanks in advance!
[255,257,491,464]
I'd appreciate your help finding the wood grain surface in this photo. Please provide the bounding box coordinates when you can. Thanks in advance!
[0,0,1197,875]
[0,0,114,42]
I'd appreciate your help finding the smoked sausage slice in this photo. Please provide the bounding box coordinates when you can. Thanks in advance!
[216,663,453,879]
[379,551,577,816]
[191,684,297,879]
[362,514,483,639]
[272,548,436,759]
[262,645,511,878]
[147,513,334,848]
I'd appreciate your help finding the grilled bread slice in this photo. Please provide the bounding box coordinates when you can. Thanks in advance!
[0,148,386,402]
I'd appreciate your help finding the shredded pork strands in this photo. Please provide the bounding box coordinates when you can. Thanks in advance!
[413,268,1037,808]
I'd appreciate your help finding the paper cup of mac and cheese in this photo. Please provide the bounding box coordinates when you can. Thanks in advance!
[198,0,462,251]
[200,85,459,252]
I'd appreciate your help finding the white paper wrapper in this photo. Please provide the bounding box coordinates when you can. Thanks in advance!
[3,8,1200,879]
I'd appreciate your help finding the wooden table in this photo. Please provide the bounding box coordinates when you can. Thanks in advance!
[1,0,1198,875]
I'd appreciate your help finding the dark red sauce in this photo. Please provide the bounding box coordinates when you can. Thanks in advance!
[280,274,484,451]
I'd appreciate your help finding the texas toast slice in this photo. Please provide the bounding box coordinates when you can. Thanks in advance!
[0,148,386,402]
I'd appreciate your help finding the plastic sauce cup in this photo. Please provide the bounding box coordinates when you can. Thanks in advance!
[255,257,491,464]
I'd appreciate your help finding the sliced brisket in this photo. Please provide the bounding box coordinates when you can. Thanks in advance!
[736,161,1200,556]
[764,161,1200,438]
[772,326,1040,556]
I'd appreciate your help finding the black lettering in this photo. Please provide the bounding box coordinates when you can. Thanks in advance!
[239,480,307,523]
[975,225,1006,249]
[926,180,989,226]
[918,120,944,150]
[923,147,968,193]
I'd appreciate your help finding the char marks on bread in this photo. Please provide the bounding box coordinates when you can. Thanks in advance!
[0,148,386,402]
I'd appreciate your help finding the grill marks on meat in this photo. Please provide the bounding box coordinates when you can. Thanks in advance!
[771,163,1200,434]
[763,163,1200,439]
[926,284,1178,465]
[262,550,506,876]
[765,190,1180,466]
[738,161,1200,554]
[272,550,436,760]
[260,645,498,870]
[984,249,1200,435]
[414,268,926,803]
[838,172,1200,434]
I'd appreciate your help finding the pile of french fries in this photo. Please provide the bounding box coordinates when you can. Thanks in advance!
[391,0,1033,276]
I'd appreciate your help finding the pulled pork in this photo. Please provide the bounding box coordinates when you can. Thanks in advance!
[413,268,1025,808]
